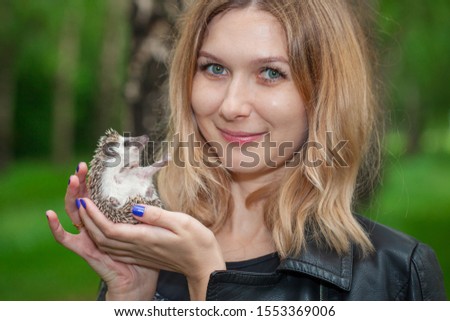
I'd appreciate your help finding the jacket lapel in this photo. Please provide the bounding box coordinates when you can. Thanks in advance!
[277,242,354,291]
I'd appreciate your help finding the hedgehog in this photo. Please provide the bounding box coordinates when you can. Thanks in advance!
[87,129,166,224]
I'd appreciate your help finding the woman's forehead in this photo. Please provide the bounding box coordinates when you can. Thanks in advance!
[200,7,288,60]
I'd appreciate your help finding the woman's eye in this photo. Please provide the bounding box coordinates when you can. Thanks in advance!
[261,68,282,81]
[206,64,227,75]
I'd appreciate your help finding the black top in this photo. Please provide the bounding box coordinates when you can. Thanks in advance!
[155,252,280,300]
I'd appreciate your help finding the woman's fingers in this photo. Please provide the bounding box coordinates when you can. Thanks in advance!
[82,198,173,239]
[64,175,82,225]
[46,210,83,254]
[78,198,138,249]
[79,198,180,263]
[46,209,144,287]
[131,205,193,235]
[76,162,89,198]
[47,208,129,267]
[63,162,89,226]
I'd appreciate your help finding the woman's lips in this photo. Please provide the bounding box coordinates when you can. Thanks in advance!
[219,128,267,144]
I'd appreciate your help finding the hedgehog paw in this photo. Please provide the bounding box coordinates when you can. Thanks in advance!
[109,197,120,207]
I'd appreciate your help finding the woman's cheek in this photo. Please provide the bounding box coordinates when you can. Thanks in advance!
[191,76,224,117]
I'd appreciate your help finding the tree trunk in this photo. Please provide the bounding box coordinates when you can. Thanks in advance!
[0,54,14,170]
[126,0,186,162]
[0,1,17,170]
[94,0,130,138]
[405,82,423,155]
[51,5,81,164]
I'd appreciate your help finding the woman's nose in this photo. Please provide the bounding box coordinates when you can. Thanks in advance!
[219,76,254,120]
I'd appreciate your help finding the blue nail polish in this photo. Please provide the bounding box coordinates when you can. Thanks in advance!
[80,199,87,209]
[76,199,81,209]
[132,205,145,217]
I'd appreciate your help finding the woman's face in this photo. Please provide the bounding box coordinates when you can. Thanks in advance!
[191,7,308,176]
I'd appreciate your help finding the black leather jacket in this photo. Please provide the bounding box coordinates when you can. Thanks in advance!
[206,216,446,300]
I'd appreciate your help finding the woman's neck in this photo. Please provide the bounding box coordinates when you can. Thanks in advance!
[215,168,283,261]
[229,165,286,196]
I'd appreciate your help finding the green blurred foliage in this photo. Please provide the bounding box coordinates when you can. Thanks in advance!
[365,148,450,298]
[1,0,121,160]
[0,0,127,300]
[377,0,450,149]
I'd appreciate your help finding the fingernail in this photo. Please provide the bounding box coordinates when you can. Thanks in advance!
[76,199,81,209]
[80,199,87,209]
[132,205,145,217]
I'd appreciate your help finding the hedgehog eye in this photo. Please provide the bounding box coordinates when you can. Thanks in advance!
[103,142,120,157]
[124,140,131,148]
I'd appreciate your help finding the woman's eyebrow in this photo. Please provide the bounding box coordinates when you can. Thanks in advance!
[197,51,225,64]
[198,50,289,65]
[253,56,289,65]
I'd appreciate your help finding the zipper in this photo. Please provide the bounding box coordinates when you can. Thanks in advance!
[320,282,325,301]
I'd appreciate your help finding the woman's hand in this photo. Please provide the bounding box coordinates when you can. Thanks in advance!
[79,199,226,300]
[46,162,159,300]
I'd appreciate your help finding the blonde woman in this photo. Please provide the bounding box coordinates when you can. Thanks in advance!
[47,0,446,300]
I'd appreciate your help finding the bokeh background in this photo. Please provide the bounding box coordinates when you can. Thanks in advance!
[0,0,449,300]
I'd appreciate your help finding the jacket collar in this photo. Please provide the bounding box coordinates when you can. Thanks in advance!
[276,242,354,291]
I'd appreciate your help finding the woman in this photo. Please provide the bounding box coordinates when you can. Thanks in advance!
[47,0,446,300]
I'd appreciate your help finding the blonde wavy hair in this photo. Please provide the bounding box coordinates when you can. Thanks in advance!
[157,0,382,258]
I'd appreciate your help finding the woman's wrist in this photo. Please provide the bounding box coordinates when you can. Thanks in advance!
[187,275,210,301]
[106,290,153,301]
[187,260,226,300]
[105,283,156,301]
[104,270,159,301]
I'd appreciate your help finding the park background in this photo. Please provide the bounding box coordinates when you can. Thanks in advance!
[0,0,449,300]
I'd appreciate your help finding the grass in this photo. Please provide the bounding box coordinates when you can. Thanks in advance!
[0,152,448,300]
[0,160,99,300]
